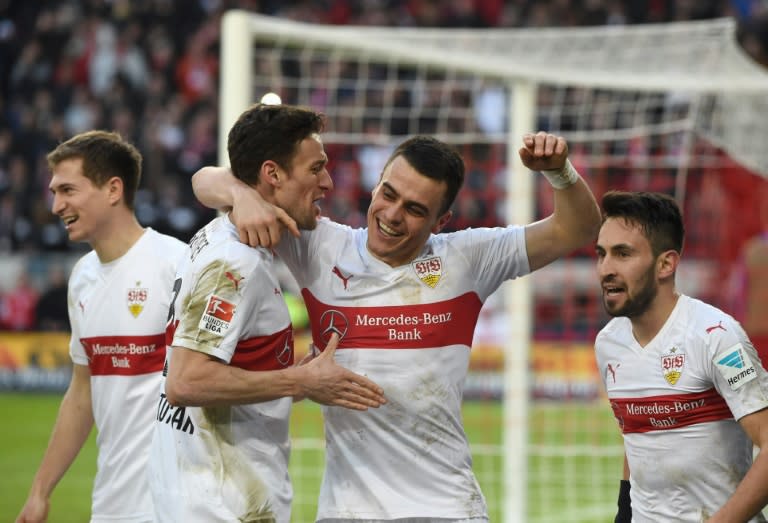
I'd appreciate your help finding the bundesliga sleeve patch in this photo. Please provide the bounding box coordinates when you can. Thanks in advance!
[198,294,235,335]
[715,343,757,390]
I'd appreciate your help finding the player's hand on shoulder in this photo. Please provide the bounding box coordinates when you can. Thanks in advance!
[519,131,568,172]
[299,333,386,410]
[230,188,299,249]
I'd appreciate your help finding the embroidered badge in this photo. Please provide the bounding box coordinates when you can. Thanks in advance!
[412,256,442,288]
[661,347,685,385]
[127,282,148,318]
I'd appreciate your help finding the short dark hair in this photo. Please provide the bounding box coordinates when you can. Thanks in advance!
[227,103,325,186]
[47,130,142,209]
[601,191,685,256]
[383,136,465,215]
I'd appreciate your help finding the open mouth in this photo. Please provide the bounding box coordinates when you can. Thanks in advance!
[603,285,625,297]
[377,219,401,238]
[62,216,78,228]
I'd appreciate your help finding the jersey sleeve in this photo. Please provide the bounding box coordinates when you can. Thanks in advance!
[171,247,266,364]
[707,319,768,421]
[67,265,88,366]
[444,225,530,298]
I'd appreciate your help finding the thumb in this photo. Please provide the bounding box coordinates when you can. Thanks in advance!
[320,332,339,359]
[276,207,300,238]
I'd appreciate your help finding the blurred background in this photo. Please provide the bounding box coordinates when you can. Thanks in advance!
[2,1,768,521]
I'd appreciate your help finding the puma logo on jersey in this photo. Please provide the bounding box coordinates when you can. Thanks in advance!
[706,321,726,334]
[78,301,85,313]
[606,363,620,383]
[225,271,244,291]
[332,266,353,290]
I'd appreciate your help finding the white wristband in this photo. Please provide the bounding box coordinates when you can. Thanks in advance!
[541,159,580,189]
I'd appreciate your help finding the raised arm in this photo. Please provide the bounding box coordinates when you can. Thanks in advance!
[192,166,299,248]
[706,408,768,522]
[165,334,386,411]
[16,364,94,523]
[520,132,601,272]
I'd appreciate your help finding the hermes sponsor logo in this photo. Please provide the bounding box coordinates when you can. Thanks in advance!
[715,343,757,390]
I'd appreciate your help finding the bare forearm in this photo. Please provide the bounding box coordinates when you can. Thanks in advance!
[525,176,601,271]
[28,382,93,499]
[191,166,240,210]
[166,349,303,407]
[552,177,601,250]
[709,449,768,522]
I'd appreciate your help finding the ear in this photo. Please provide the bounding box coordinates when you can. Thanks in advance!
[106,176,124,206]
[657,249,680,280]
[261,161,281,188]
[432,210,453,234]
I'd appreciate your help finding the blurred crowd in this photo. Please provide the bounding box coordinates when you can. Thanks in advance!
[1,0,767,332]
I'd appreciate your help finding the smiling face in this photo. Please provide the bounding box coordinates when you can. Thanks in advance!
[273,134,332,230]
[365,155,452,267]
[595,217,660,318]
[49,157,118,244]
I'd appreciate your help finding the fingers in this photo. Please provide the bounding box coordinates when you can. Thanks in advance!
[275,207,300,238]
[328,379,387,410]
[318,332,339,357]
[522,132,566,157]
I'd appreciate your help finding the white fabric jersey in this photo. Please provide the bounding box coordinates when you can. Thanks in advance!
[149,215,294,523]
[68,228,185,522]
[277,218,530,520]
[596,295,768,523]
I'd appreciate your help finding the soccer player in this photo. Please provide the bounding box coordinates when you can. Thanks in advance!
[192,130,601,522]
[595,191,768,523]
[16,131,187,523]
[148,104,386,523]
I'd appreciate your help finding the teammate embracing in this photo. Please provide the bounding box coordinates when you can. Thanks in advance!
[192,130,601,522]
[148,103,385,523]
[595,191,768,523]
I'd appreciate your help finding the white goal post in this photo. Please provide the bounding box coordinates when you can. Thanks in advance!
[219,11,768,523]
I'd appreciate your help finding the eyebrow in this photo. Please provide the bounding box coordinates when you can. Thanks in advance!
[381,181,431,214]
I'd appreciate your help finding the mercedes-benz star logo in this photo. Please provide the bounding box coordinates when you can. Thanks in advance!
[275,331,293,366]
[319,309,349,344]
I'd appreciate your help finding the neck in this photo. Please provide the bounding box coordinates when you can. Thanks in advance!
[630,287,680,347]
[91,212,145,263]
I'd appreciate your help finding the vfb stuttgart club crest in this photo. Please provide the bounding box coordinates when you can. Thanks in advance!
[661,347,685,385]
[127,281,148,318]
[412,256,442,288]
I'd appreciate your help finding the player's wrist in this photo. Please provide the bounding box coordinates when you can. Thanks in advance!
[614,479,631,523]
[541,158,580,189]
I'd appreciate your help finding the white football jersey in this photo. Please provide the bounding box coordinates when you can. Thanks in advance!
[149,215,294,523]
[596,295,768,522]
[68,228,185,522]
[277,218,530,520]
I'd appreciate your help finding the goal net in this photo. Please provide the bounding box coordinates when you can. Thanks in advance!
[219,11,768,523]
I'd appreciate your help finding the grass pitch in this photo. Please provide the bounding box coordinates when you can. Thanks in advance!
[0,393,621,522]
